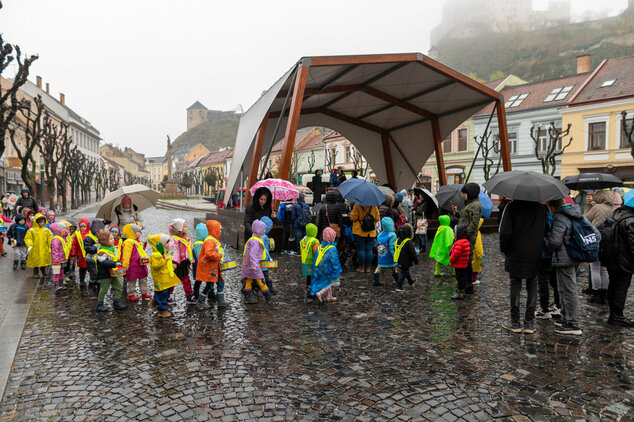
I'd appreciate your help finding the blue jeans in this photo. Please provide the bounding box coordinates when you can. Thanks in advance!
[154,288,170,311]
[355,235,374,267]
[295,226,305,251]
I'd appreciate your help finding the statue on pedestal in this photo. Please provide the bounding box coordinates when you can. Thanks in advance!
[163,135,179,196]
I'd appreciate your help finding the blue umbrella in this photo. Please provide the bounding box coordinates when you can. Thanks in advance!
[337,178,385,206]
[625,189,634,208]
[479,190,493,218]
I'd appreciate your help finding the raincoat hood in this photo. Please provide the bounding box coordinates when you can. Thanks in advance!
[46,210,55,222]
[252,187,272,210]
[251,219,266,237]
[110,225,121,235]
[305,223,318,238]
[34,212,46,224]
[462,183,481,201]
[557,204,583,219]
[323,227,336,243]
[205,220,221,239]
[261,216,273,234]
[14,213,26,224]
[439,215,451,227]
[381,216,395,233]
[397,224,413,239]
[90,220,105,235]
[592,190,614,206]
[325,190,340,204]
[49,222,61,236]
[78,218,90,233]
[455,224,468,240]
[147,234,161,252]
[195,223,209,241]
[122,224,136,240]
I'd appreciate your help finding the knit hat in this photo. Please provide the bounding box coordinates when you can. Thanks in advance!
[322,227,336,243]
[169,218,186,233]
[97,232,112,245]
[110,225,120,233]
[122,196,132,204]
[131,224,143,234]
[159,233,171,244]
[91,220,105,235]
[461,183,480,201]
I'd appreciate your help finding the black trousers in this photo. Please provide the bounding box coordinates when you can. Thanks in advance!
[606,269,632,318]
[455,268,469,292]
[510,277,537,323]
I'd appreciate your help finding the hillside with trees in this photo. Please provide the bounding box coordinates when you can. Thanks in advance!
[434,8,634,82]
[172,116,239,151]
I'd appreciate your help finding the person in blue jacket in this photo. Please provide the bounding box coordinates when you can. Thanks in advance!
[7,213,29,271]
[260,216,278,295]
[372,217,398,286]
[310,227,342,302]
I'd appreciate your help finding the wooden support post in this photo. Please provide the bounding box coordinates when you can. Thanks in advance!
[244,114,269,206]
[277,65,309,182]
[496,101,512,172]
[381,132,396,187]
[432,118,448,186]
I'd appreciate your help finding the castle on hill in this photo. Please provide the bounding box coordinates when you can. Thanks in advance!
[186,101,238,130]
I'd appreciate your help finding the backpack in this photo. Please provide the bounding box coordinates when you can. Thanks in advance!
[296,203,312,227]
[597,214,628,266]
[395,213,407,228]
[361,208,375,232]
[277,202,286,222]
[565,216,599,263]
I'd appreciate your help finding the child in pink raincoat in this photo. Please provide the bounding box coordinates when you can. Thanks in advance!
[241,219,276,304]
[50,222,70,292]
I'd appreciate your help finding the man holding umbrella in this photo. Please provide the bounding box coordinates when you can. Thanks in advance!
[450,183,482,298]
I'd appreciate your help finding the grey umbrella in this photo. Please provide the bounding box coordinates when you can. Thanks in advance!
[562,173,623,190]
[435,184,465,211]
[413,187,439,211]
[483,171,569,202]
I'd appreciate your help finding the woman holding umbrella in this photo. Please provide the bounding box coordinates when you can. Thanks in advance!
[244,186,273,241]
[114,196,142,227]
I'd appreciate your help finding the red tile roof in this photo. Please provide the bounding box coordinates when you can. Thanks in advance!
[569,55,634,106]
[199,149,233,166]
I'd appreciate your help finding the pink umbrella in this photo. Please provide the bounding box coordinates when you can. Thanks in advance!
[249,178,299,201]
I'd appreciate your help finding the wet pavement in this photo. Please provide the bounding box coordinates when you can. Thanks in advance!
[0,207,632,421]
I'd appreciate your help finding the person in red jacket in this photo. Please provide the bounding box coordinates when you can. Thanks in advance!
[450,224,471,300]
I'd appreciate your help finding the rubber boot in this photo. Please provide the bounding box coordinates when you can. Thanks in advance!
[198,294,210,309]
[95,301,108,312]
[21,260,26,270]
[372,272,383,286]
[87,282,96,295]
[451,290,465,300]
[113,299,127,310]
[391,270,399,283]
[263,290,277,303]
[216,293,229,307]
[13,260,18,271]
[32,268,39,279]
[243,290,258,304]
[434,262,442,277]
[265,276,278,296]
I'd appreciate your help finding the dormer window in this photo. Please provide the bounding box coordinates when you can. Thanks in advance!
[505,93,528,108]
[600,79,616,87]
[544,85,574,102]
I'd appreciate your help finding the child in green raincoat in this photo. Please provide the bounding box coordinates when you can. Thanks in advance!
[429,214,455,276]
[299,223,320,296]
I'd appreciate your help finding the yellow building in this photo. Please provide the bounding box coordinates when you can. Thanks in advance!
[183,143,211,162]
[146,156,169,191]
[560,55,634,186]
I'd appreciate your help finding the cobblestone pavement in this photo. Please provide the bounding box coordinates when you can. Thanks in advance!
[0,208,632,421]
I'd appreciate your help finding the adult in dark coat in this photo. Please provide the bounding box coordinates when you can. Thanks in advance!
[499,200,548,334]
[244,187,272,241]
[318,190,345,239]
[15,189,39,213]
[604,204,634,327]
[312,170,325,205]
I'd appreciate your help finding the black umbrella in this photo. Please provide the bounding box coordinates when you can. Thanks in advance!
[413,187,439,211]
[435,184,465,211]
[562,173,623,190]
[483,171,569,202]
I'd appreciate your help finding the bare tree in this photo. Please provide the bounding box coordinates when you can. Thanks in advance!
[621,111,634,159]
[39,112,61,208]
[53,122,74,212]
[474,130,502,181]
[350,148,369,177]
[10,95,45,195]
[530,122,573,176]
[307,150,316,173]
[67,149,83,208]
[1,34,38,159]
[80,158,95,204]
[108,168,120,191]
[324,146,337,172]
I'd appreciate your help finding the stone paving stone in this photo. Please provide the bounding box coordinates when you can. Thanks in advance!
[0,208,631,420]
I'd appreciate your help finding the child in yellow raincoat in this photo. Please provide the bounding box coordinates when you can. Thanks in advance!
[471,218,484,285]
[24,213,53,280]
[148,233,181,317]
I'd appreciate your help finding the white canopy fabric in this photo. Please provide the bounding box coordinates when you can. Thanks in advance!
[226,53,502,196]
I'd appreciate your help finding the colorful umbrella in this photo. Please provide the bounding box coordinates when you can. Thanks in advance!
[249,178,299,201]
[479,191,493,218]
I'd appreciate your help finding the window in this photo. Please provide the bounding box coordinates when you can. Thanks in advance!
[508,132,517,154]
[588,122,606,150]
[505,93,528,108]
[345,146,353,162]
[544,85,574,102]
[622,118,633,148]
[330,147,337,165]
[600,79,616,87]
[458,129,468,151]
[442,136,452,153]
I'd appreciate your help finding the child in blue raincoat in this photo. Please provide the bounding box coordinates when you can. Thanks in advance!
[192,222,208,307]
[260,216,278,295]
[372,217,398,286]
[310,227,342,302]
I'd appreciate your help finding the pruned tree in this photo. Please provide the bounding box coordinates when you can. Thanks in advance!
[124,171,135,186]
[53,122,74,212]
[160,175,168,189]
[289,152,299,182]
[179,173,192,191]
[1,34,38,159]
[94,162,108,198]
[108,168,120,191]
[192,168,203,195]
[79,157,95,204]
[67,149,83,208]
[307,150,316,173]
[39,112,60,209]
[621,111,634,159]
[324,146,338,172]
[475,130,502,181]
[10,95,45,195]
[530,122,573,176]
[351,148,369,177]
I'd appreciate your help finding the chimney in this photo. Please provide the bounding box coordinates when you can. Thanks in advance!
[577,54,591,74]
[36,76,42,89]
[45,83,50,94]
[59,93,65,105]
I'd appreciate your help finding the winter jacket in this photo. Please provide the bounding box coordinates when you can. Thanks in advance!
[379,197,399,225]
[15,196,39,213]
[114,204,140,227]
[350,203,380,237]
[450,226,471,269]
[606,206,634,274]
[95,245,120,280]
[310,240,342,295]
[291,200,309,228]
[241,219,266,280]
[456,197,482,246]
[7,214,28,246]
[193,223,208,263]
[121,224,148,281]
[70,218,91,268]
[244,187,272,240]
[329,171,339,187]
[584,190,614,228]
[546,204,600,268]
[50,223,69,266]
[24,213,53,268]
[396,226,418,269]
[377,217,397,268]
[197,220,223,283]
[499,200,548,278]
[300,223,320,265]
[147,234,181,291]
[472,219,484,273]
[260,216,273,272]
[318,191,344,235]
[429,215,454,266]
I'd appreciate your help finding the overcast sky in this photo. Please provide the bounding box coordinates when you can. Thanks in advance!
[0,0,628,156]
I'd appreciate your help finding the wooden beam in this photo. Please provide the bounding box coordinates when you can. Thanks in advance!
[276,84,361,99]
[362,86,437,119]
[277,65,309,182]
[268,107,320,119]
[431,118,448,186]
[419,57,501,101]
[309,53,421,67]
[495,101,512,172]
[322,108,384,134]
[381,131,396,187]
[244,113,269,206]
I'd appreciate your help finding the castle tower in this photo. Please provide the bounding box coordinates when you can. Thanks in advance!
[187,101,208,130]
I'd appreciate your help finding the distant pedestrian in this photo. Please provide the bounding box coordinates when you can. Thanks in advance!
[429,215,454,277]
[291,193,312,252]
[15,189,39,214]
[329,168,339,187]
[310,227,342,302]
[499,200,548,334]
[394,224,418,291]
[372,217,398,287]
